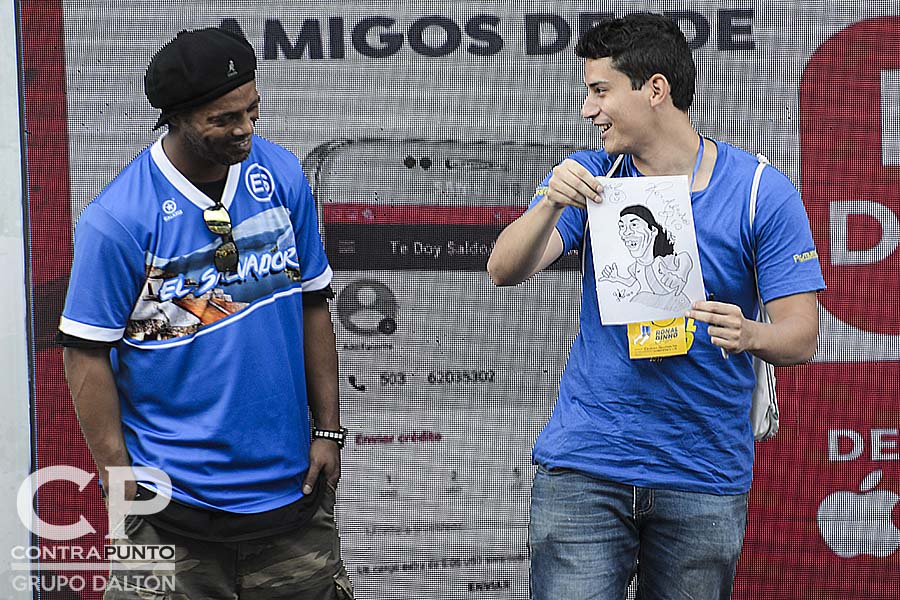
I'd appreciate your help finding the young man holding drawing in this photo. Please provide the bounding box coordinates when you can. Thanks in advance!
[487,13,824,599]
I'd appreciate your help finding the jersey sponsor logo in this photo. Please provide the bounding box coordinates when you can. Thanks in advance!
[793,249,819,263]
[161,198,183,222]
[245,163,275,201]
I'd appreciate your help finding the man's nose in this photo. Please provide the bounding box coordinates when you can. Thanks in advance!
[233,114,254,137]
[581,95,598,120]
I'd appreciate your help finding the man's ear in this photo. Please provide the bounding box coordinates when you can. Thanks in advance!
[646,73,671,108]
[166,111,187,131]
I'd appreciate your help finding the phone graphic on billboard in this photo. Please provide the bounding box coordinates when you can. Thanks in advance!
[305,138,581,598]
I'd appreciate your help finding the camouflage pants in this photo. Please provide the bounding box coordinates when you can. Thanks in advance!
[104,484,353,600]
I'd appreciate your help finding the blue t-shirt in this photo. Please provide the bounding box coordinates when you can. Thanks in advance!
[531,141,825,494]
[60,135,333,512]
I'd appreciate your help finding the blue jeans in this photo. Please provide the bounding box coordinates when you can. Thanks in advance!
[529,466,748,600]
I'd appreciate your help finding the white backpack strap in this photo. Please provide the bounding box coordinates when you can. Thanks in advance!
[605,154,625,178]
[749,153,769,230]
[749,153,779,437]
[750,153,769,320]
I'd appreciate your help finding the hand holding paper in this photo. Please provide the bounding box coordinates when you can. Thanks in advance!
[544,158,602,208]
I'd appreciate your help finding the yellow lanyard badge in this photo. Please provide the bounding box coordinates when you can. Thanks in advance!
[627,318,689,359]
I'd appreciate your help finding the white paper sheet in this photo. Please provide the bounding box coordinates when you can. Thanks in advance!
[586,175,705,324]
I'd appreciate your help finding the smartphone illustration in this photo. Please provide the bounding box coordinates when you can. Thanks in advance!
[304,138,584,599]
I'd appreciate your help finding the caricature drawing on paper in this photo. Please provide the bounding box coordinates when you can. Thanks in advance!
[598,205,693,313]
[587,174,705,324]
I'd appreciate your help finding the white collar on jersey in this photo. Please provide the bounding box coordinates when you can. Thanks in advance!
[150,135,242,211]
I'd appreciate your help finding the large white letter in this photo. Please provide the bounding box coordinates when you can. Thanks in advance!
[827,429,865,462]
[829,200,900,265]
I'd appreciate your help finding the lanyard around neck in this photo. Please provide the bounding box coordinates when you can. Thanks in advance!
[624,135,705,190]
[690,135,705,190]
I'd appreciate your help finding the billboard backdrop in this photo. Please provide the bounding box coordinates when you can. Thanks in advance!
[18,1,900,598]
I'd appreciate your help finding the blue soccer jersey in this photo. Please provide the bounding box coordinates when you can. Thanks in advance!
[531,141,825,495]
[60,135,333,512]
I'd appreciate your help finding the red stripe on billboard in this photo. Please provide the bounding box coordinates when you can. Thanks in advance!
[21,0,73,287]
[21,2,105,598]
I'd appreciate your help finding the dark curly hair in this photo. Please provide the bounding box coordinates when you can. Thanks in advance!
[575,13,695,111]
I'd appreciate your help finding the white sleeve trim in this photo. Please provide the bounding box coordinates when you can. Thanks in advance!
[58,316,124,342]
[302,265,333,292]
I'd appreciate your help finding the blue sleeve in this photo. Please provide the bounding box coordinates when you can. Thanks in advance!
[754,168,826,303]
[288,160,332,292]
[59,203,147,341]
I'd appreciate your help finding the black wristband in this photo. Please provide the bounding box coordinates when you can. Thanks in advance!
[312,427,347,449]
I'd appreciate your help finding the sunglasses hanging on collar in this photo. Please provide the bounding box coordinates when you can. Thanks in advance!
[202,203,239,273]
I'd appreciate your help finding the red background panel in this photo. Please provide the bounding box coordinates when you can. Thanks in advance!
[738,362,900,600]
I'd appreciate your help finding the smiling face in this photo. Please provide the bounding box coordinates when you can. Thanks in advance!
[581,57,654,156]
[618,213,657,259]
[171,80,261,172]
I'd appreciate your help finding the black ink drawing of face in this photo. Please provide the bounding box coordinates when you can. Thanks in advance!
[618,213,657,258]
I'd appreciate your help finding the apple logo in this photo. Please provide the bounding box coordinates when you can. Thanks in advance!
[817,469,900,558]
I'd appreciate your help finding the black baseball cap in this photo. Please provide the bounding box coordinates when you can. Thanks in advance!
[145,27,257,129]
